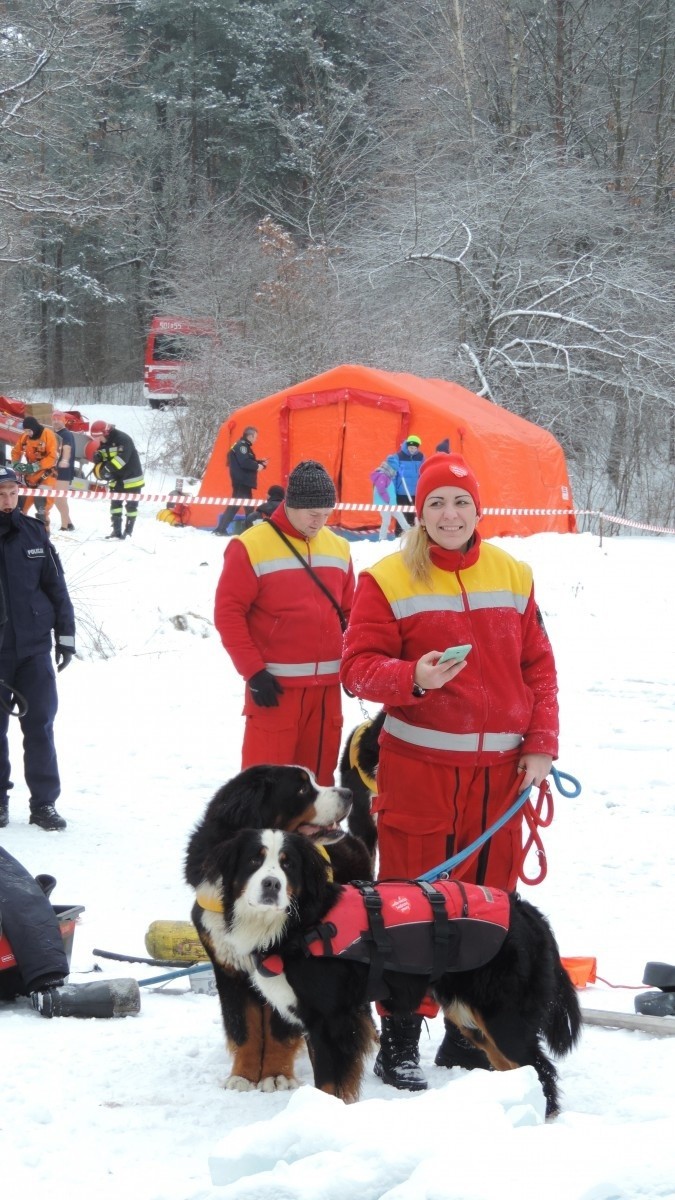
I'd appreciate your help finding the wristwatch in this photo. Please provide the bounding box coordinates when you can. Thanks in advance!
[412,683,426,697]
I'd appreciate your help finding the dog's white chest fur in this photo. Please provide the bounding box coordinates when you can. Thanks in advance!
[252,965,302,1028]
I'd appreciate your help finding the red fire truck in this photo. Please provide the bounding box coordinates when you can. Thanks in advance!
[143,315,217,408]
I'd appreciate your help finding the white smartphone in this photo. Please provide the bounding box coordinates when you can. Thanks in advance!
[437,643,472,665]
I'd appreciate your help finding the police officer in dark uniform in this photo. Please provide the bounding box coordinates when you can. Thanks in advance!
[214,426,268,535]
[0,466,75,831]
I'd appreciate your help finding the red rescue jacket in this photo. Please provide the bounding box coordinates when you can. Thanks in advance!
[340,532,558,766]
[214,507,354,687]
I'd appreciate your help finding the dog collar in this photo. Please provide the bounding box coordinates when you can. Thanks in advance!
[196,890,223,913]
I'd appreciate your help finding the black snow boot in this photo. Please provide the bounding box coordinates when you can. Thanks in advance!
[106,515,124,539]
[123,518,135,538]
[374,1013,428,1092]
[434,1019,492,1071]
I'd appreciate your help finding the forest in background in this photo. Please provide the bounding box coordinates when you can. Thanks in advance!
[1,0,674,524]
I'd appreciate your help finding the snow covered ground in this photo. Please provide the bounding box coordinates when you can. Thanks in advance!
[1,405,675,1199]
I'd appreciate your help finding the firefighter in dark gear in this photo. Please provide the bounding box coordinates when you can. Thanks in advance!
[0,466,75,832]
[88,421,145,539]
[11,417,60,527]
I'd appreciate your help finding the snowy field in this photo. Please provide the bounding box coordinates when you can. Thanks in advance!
[1,405,675,1199]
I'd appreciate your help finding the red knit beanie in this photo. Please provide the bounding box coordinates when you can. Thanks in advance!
[415,453,481,517]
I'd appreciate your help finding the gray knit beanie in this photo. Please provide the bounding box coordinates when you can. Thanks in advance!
[285,460,336,509]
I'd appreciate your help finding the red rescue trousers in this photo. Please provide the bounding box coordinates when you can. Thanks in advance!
[241,682,343,786]
[374,746,524,1018]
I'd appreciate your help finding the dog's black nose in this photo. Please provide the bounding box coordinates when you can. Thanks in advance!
[260,875,282,904]
[337,787,352,803]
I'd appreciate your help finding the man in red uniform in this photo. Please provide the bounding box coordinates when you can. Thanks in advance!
[214,461,354,784]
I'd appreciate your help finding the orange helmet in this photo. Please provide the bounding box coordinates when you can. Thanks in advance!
[89,420,112,438]
[84,439,100,462]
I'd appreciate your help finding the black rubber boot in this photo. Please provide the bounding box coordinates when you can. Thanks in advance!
[434,1019,491,1071]
[107,515,124,539]
[123,518,135,538]
[373,1013,428,1092]
[34,873,57,898]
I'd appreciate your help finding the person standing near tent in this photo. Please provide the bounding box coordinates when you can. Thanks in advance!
[340,451,559,1093]
[52,412,76,532]
[214,460,354,784]
[88,421,145,539]
[390,435,425,529]
[370,458,409,540]
[214,426,268,536]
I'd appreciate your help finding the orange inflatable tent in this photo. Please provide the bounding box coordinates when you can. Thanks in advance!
[189,364,576,537]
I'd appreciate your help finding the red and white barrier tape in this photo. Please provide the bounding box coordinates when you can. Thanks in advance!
[16,487,675,536]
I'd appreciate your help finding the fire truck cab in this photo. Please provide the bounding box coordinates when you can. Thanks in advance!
[143,316,216,409]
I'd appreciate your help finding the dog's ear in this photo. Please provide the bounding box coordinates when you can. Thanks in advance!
[202,827,249,886]
[213,767,277,830]
[293,837,336,925]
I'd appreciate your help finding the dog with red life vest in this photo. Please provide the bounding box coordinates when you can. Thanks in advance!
[206,826,582,1116]
[185,764,371,1092]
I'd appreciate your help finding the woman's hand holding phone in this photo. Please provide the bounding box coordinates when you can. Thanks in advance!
[414,645,471,691]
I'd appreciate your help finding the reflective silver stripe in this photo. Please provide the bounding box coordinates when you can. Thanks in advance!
[392,595,465,619]
[255,557,307,577]
[254,555,348,578]
[56,635,75,648]
[307,554,350,572]
[266,660,341,677]
[391,591,527,619]
[467,590,528,614]
[383,714,522,753]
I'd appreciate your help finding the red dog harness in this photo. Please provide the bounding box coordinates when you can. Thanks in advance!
[258,879,510,1001]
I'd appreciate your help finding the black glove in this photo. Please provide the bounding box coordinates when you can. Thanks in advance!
[55,644,74,673]
[248,669,284,707]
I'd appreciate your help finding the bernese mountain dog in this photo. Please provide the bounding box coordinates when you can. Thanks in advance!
[339,709,384,869]
[185,764,371,1092]
[206,826,582,1116]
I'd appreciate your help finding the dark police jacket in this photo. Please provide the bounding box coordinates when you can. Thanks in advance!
[0,509,75,659]
[228,436,263,492]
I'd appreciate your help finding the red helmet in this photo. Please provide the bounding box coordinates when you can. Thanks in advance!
[89,419,112,438]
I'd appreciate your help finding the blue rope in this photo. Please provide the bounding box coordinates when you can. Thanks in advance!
[138,963,213,987]
[417,765,581,884]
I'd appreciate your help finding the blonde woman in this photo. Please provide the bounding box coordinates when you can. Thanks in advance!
[341,452,559,1092]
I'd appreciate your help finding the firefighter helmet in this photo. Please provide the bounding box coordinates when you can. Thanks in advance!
[89,420,112,438]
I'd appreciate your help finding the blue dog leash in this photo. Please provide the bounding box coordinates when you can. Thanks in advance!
[418,766,581,884]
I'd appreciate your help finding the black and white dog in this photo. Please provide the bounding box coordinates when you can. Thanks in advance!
[207,826,582,1115]
[185,764,371,1092]
[339,709,384,869]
